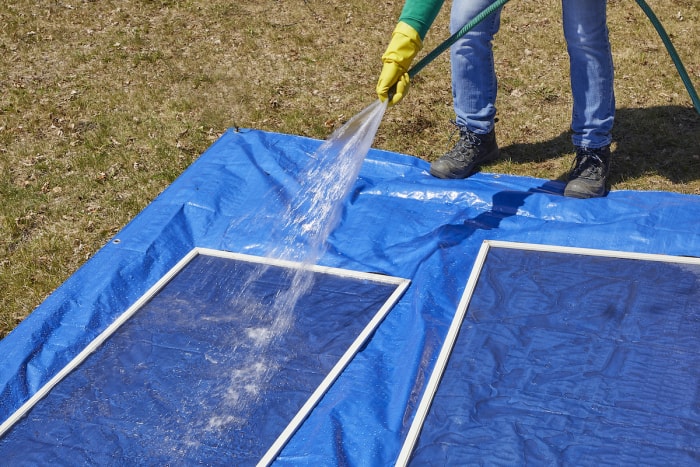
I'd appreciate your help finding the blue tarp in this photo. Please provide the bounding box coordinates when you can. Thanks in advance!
[1,128,700,464]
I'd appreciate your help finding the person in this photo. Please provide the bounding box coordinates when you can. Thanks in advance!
[376,0,615,198]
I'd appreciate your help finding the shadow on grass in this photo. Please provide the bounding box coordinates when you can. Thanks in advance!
[501,105,700,184]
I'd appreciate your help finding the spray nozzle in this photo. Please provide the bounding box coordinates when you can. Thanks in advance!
[387,83,398,104]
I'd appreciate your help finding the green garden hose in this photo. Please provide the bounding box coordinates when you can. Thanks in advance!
[387,0,511,101]
[406,0,512,80]
[633,0,700,114]
[398,0,699,115]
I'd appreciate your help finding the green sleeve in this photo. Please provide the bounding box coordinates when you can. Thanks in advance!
[398,0,446,40]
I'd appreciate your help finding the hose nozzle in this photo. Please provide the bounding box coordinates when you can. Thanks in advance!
[387,83,398,104]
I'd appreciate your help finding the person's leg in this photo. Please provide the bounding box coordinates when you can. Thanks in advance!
[563,0,615,149]
[430,0,502,179]
[562,0,615,198]
[450,0,503,134]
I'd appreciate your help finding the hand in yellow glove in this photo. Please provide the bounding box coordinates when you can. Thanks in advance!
[376,22,423,106]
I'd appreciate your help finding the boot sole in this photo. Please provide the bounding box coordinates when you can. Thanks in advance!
[429,148,500,179]
[563,180,607,198]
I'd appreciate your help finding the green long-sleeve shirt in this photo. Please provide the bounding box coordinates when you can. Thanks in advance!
[398,0,445,40]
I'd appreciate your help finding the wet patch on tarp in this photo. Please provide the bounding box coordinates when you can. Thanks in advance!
[0,249,408,465]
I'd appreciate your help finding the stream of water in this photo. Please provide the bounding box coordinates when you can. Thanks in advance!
[184,100,389,453]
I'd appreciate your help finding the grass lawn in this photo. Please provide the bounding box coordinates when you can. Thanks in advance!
[1,0,698,337]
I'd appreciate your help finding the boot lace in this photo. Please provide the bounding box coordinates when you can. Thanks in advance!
[570,149,605,180]
[446,120,483,162]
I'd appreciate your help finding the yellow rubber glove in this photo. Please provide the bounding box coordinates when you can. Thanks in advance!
[376,22,423,106]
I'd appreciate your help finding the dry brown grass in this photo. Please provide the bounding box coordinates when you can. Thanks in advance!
[1,0,698,337]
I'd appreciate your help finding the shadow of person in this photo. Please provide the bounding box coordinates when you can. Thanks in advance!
[499,105,700,185]
[612,106,700,185]
[430,181,561,255]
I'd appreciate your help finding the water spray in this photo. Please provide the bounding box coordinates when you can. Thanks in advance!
[391,0,699,115]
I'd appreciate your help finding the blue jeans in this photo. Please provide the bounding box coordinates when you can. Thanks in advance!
[450,0,615,148]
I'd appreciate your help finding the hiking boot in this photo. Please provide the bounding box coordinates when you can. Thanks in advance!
[564,145,611,199]
[430,126,500,179]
